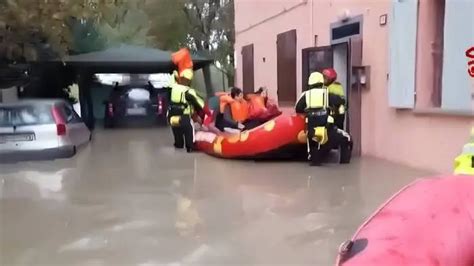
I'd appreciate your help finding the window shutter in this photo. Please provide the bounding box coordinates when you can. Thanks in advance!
[388,0,418,109]
[441,0,474,111]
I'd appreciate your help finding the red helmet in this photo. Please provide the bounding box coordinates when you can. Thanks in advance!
[322,68,337,82]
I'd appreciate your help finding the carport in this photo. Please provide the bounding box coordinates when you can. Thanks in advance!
[60,45,213,129]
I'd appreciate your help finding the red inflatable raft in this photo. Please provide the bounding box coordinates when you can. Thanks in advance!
[195,114,307,159]
[337,175,474,266]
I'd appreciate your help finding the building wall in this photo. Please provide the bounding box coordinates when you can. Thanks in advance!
[235,0,311,100]
[235,0,473,174]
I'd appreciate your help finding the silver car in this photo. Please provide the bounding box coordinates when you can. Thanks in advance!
[0,99,91,162]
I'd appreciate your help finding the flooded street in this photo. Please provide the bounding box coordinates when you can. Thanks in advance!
[1,128,432,266]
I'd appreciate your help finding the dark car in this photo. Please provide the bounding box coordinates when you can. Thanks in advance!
[103,83,169,128]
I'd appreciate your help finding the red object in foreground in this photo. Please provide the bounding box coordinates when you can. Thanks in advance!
[195,114,306,158]
[337,175,474,266]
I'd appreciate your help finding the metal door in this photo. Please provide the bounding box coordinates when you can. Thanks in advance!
[241,44,255,94]
[277,29,297,104]
[348,37,363,157]
[301,46,334,91]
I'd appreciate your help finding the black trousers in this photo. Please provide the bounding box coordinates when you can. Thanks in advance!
[306,112,351,165]
[169,115,194,150]
[334,113,345,130]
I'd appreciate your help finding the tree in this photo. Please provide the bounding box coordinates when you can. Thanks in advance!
[97,0,153,47]
[181,0,235,95]
[145,0,235,95]
[146,0,190,51]
[70,19,107,54]
[0,0,120,62]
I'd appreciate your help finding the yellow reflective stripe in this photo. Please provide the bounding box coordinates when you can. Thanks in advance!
[328,83,345,97]
[171,84,188,104]
[454,154,474,175]
[327,115,334,124]
[188,89,205,109]
[180,69,194,80]
[338,105,345,114]
[306,88,327,109]
[314,127,328,145]
[170,116,181,126]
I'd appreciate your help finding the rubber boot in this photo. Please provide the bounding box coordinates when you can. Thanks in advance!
[310,149,323,166]
[339,141,353,164]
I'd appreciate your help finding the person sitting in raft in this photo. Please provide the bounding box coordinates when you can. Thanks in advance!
[214,87,263,132]
[246,87,281,121]
[246,87,268,117]
[215,87,247,132]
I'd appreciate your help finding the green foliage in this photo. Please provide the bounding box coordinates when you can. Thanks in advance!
[70,19,107,54]
[1,0,235,89]
[182,0,235,88]
[0,0,107,61]
[146,0,190,51]
[97,0,153,48]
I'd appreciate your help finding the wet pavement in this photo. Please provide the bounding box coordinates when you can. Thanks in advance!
[0,128,433,266]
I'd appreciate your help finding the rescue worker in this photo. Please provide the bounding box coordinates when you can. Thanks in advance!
[168,68,205,153]
[454,127,474,175]
[322,68,346,130]
[295,71,352,166]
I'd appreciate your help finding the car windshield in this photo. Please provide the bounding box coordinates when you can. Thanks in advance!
[0,104,54,127]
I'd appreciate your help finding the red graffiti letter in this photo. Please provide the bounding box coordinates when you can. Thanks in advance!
[467,46,474,77]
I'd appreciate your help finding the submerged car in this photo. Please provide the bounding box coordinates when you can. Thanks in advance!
[0,99,91,162]
[103,83,169,128]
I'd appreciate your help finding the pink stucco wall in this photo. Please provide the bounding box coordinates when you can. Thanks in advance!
[235,0,473,173]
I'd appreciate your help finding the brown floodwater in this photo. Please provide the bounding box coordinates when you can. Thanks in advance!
[0,128,433,266]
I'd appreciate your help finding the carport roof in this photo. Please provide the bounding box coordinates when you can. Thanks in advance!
[59,45,213,73]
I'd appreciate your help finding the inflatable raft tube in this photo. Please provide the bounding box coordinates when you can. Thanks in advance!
[195,114,308,159]
[336,175,474,266]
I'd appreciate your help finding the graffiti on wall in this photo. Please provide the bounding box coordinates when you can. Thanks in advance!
[467,46,474,77]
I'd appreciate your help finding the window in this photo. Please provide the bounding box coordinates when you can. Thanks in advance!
[61,104,82,124]
[1,105,54,126]
[332,22,360,41]
[330,15,363,45]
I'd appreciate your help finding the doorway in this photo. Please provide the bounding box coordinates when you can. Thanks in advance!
[302,46,333,91]
[277,29,297,105]
[241,44,255,94]
[333,44,349,98]
[301,39,363,156]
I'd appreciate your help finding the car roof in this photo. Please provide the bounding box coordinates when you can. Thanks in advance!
[0,99,68,107]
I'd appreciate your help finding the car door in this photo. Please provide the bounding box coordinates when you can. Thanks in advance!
[62,103,90,146]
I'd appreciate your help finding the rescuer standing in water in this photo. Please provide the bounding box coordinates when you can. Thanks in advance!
[454,127,474,175]
[295,71,352,166]
[168,48,205,153]
[322,68,346,130]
